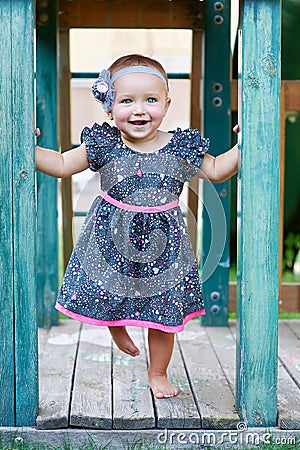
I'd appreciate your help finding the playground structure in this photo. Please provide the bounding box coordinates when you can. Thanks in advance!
[0,0,299,439]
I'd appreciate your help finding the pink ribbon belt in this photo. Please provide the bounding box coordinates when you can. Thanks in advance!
[99,189,178,213]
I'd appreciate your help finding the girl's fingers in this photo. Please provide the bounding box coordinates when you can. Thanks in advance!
[35,128,41,137]
[233,124,240,134]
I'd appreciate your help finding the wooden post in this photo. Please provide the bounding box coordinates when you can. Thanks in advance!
[201,0,231,326]
[0,0,15,426]
[236,0,281,426]
[187,30,203,253]
[58,28,74,268]
[36,0,59,328]
[0,0,38,426]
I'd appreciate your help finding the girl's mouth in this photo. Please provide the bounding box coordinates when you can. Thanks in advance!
[129,120,149,126]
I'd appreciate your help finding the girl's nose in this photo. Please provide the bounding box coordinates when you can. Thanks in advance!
[132,102,145,115]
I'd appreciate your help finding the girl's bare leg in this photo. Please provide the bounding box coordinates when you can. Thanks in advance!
[148,329,178,398]
[108,326,140,357]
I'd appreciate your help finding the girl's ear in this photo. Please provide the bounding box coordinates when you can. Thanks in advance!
[107,111,114,120]
[164,97,171,116]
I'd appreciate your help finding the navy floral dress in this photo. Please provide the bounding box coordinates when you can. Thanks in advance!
[56,122,210,332]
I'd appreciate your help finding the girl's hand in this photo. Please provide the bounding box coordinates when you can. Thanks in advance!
[35,128,41,138]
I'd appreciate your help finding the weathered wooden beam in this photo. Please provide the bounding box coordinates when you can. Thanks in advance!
[36,0,59,328]
[0,0,38,426]
[12,0,38,427]
[231,80,300,111]
[236,0,281,427]
[58,0,204,30]
[0,0,15,427]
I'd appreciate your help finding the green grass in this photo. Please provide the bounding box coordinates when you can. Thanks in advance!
[229,312,300,320]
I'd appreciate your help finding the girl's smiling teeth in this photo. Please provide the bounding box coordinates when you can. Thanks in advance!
[130,119,149,126]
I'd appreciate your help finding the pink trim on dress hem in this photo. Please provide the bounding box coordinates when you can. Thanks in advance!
[55,302,205,333]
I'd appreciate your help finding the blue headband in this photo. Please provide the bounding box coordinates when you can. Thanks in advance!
[92,65,169,112]
[111,66,168,90]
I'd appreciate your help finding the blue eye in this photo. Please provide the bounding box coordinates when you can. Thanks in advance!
[122,98,132,104]
[146,97,156,104]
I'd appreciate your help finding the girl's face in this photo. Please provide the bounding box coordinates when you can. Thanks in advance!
[110,72,171,145]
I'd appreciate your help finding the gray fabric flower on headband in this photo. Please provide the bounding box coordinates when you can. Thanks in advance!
[92,69,115,112]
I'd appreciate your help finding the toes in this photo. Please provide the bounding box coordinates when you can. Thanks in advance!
[127,346,140,357]
[109,327,140,357]
[153,390,178,399]
[149,377,179,399]
[155,391,164,399]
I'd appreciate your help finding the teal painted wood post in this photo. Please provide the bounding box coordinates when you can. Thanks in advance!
[0,0,38,426]
[201,0,231,326]
[236,0,281,427]
[0,0,15,427]
[36,0,59,328]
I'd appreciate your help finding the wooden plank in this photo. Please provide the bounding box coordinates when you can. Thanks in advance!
[58,28,74,268]
[283,80,300,111]
[37,320,81,429]
[205,326,236,393]
[59,0,204,30]
[36,0,59,328]
[279,284,300,313]
[70,324,112,429]
[177,321,239,429]
[113,328,155,429]
[236,0,281,427]
[278,362,300,430]
[1,427,300,449]
[230,282,300,313]
[278,321,300,388]
[154,336,202,429]
[11,0,38,427]
[0,0,15,427]
[285,320,300,338]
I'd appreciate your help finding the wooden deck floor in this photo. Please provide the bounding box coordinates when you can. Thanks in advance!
[37,320,300,431]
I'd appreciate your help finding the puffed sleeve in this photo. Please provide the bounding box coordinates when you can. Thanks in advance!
[80,122,119,172]
[168,128,210,181]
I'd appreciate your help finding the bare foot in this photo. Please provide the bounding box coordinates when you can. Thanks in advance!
[109,326,140,357]
[148,372,179,399]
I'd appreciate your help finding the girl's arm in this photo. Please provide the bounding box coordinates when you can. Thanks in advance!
[35,143,89,178]
[198,143,238,183]
[197,125,239,182]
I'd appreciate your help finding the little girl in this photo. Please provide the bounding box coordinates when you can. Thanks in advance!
[36,54,238,399]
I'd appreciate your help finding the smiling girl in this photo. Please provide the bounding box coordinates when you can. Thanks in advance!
[36,54,238,398]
